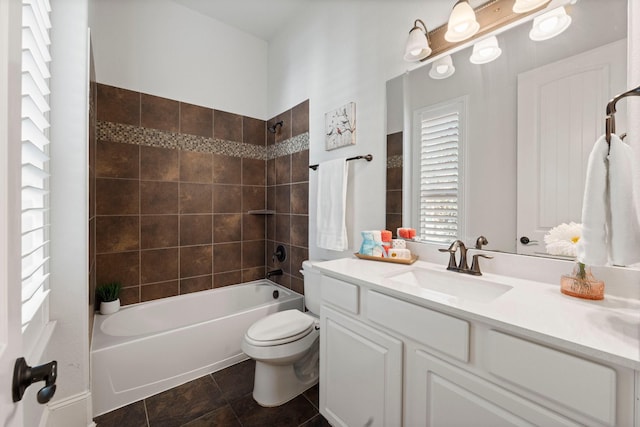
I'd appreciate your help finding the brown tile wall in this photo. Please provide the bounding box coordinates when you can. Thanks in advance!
[386,132,403,237]
[93,84,311,306]
[266,100,309,295]
[95,84,269,306]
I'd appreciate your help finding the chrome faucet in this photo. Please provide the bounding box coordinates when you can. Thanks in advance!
[439,237,493,276]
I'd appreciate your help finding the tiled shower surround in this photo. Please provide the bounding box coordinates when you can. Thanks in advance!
[94,84,309,306]
[386,131,403,235]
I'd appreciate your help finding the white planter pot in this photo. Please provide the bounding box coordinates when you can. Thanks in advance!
[100,299,120,315]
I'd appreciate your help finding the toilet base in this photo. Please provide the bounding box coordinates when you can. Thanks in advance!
[252,360,318,407]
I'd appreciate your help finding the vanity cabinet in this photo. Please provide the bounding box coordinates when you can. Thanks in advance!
[320,305,403,427]
[319,274,638,427]
[406,349,581,426]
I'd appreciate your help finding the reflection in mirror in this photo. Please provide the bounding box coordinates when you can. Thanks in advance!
[386,0,628,258]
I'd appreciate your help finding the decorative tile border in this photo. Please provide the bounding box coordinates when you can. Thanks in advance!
[97,120,309,160]
[266,133,309,160]
[387,155,403,168]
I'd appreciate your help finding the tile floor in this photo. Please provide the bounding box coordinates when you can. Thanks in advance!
[93,359,330,427]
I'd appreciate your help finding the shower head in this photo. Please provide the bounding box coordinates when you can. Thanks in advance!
[267,120,284,134]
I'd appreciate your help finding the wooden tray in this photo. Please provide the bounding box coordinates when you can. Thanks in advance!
[354,252,418,265]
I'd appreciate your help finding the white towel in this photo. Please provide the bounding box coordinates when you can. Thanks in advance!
[576,135,609,265]
[316,158,349,251]
[608,135,640,265]
[577,134,640,266]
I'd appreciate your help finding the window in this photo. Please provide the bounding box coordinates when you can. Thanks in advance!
[413,99,466,244]
[21,0,51,354]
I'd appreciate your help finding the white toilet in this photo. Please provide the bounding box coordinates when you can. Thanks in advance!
[241,260,321,407]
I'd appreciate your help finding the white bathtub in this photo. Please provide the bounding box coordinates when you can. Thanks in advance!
[91,280,303,416]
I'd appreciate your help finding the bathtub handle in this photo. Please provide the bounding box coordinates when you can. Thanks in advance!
[12,357,57,404]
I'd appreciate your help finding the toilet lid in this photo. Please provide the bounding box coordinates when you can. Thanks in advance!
[246,309,314,346]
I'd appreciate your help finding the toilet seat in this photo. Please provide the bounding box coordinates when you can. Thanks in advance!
[245,310,315,347]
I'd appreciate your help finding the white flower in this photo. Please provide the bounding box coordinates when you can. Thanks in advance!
[544,222,582,257]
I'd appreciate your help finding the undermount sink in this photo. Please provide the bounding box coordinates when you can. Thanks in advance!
[384,268,512,303]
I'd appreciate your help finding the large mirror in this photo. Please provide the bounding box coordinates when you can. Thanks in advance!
[386,0,628,258]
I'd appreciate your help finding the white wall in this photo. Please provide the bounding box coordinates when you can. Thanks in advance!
[47,0,92,424]
[267,2,437,260]
[89,0,269,119]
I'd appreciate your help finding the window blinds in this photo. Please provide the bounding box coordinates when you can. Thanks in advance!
[418,110,460,243]
[21,0,51,346]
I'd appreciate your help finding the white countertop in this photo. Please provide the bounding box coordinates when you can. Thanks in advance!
[314,257,640,370]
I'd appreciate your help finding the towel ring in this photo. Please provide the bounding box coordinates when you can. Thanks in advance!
[605,85,640,150]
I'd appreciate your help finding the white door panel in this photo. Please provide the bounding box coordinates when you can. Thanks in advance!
[517,39,627,255]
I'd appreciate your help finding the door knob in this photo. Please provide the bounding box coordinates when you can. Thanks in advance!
[519,236,539,245]
[12,357,57,404]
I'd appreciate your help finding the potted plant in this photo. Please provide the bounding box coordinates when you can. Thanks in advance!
[96,281,122,315]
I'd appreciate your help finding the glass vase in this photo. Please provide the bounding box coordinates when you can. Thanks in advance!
[560,263,604,300]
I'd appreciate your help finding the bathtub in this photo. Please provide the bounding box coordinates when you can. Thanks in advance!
[91,280,303,416]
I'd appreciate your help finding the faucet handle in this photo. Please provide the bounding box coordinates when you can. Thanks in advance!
[475,235,488,249]
[439,248,458,271]
[469,253,493,276]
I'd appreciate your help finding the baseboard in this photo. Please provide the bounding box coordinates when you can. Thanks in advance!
[40,390,93,427]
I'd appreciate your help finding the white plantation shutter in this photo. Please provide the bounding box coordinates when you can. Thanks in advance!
[21,0,51,351]
[416,101,465,243]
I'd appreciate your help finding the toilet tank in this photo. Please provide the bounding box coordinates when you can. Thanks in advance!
[301,260,322,315]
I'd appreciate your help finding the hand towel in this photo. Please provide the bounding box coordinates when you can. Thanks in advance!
[577,134,640,266]
[608,135,640,265]
[576,135,609,265]
[316,158,349,251]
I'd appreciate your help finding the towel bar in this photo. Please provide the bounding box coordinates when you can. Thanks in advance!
[605,85,640,151]
[309,154,373,170]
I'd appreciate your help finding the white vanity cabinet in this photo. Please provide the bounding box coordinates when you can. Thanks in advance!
[320,306,403,427]
[318,273,638,427]
[406,349,583,426]
[319,275,403,427]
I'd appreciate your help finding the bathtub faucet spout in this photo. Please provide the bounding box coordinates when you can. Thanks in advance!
[266,269,283,279]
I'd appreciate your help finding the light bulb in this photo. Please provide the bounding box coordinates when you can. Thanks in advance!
[444,1,479,42]
[454,22,470,33]
[469,36,502,64]
[429,55,456,79]
[529,7,572,41]
[538,15,559,33]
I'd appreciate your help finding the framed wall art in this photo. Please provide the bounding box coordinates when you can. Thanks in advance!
[325,102,356,151]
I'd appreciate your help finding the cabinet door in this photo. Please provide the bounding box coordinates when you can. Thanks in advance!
[320,306,403,427]
[406,349,581,427]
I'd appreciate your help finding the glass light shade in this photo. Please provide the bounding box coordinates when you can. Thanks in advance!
[429,55,456,79]
[444,0,480,42]
[512,0,548,13]
[404,27,432,62]
[469,36,502,64]
[529,7,572,41]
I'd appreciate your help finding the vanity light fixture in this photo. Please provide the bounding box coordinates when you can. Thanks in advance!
[404,19,432,62]
[404,0,576,66]
[512,0,548,14]
[429,55,456,79]
[444,0,480,43]
[529,6,572,41]
[469,36,502,64]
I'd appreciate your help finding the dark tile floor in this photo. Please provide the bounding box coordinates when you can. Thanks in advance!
[94,359,331,427]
